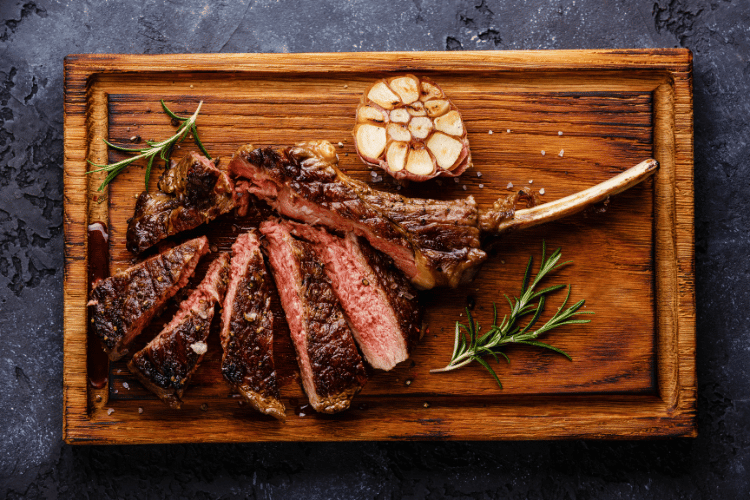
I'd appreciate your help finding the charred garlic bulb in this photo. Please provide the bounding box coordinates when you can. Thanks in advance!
[353,74,472,181]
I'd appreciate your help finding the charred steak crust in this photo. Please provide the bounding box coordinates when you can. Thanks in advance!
[261,220,367,413]
[221,231,285,420]
[128,252,231,409]
[88,236,209,361]
[126,152,235,254]
[354,235,423,354]
[229,140,486,289]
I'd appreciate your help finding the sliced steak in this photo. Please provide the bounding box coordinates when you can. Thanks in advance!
[260,219,368,413]
[229,140,485,290]
[128,253,231,409]
[220,231,285,420]
[284,220,422,371]
[88,236,209,361]
[127,152,235,254]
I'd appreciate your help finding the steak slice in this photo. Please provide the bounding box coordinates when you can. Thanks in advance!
[127,152,235,254]
[88,236,209,361]
[128,253,231,409]
[284,220,422,371]
[260,219,368,413]
[229,140,485,289]
[220,231,285,420]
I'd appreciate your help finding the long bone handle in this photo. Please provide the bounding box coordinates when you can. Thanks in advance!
[482,159,659,234]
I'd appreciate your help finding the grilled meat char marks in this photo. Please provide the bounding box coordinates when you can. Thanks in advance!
[127,152,235,254]
[128,253,231,409]
[261,219,367,414]
[88,236,209,361]
[229,140,486,289]
[221,231,285,420]
[285,220,422,371]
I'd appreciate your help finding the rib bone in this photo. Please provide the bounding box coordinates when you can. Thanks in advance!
[481,159,659,234]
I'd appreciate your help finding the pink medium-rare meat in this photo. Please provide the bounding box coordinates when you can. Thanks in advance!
[220,231,285,420]
[229,140,485,290]
[128,253,231,409]
[283,220,422,371]
[127,152,235,254]
[260,219,368,414]
[88,236,209,361]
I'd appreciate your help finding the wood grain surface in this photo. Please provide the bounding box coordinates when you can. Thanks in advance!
[63,50,695,443]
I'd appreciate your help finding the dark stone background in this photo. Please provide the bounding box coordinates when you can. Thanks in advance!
[1,0,747,498]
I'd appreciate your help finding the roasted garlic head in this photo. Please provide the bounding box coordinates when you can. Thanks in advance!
[353,74,472,181]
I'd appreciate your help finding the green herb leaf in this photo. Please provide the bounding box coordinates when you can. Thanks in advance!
[430,241,593,387]
[86,100,209,192]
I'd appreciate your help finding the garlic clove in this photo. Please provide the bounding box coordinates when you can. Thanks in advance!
[406,148,435,176]
[368,82,401,109]
[420,81,444,101]
[389,108,410,123]
[387,123,412,142]
[425,99,450,117]
[355,124,387,160]
[434,110,464,136]
[406,101,427,116]
[388,76,420,104]
[409,116,433,139]
[386,142,409,172]
[358,105,387,124]
[426,133,463,170]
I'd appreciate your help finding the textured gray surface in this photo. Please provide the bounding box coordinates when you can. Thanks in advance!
[1,0,748,498]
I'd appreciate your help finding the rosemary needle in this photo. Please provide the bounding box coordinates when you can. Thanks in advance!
[86,100,210,192]
[430,241,594,388]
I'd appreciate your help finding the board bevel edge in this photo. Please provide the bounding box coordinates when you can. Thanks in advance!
[62,50,696,444]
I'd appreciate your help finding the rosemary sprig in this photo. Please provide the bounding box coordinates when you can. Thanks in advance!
[430,241,594,387]
[86,100,210,192]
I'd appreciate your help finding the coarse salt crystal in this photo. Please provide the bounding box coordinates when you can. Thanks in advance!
[190,341,208,355]
[529,179,533,184]
[370,171,377,177]
[488,130,493,134]
[507,182,513,189]
[507,129,511,133]
[107,408,115,415]
[558,131,563,136]
[477,172,482,177]
[454,177,460,183]
[462,185,467,190]
[541,150,546,156]
[138,407,143,414]
[540,188,546,195]
[559,149,564,157]
[122,382,129,390]
[337,142,344,147]
[479,184,484,189]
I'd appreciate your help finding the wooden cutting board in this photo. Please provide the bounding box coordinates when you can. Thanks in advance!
[63,50,695,444]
